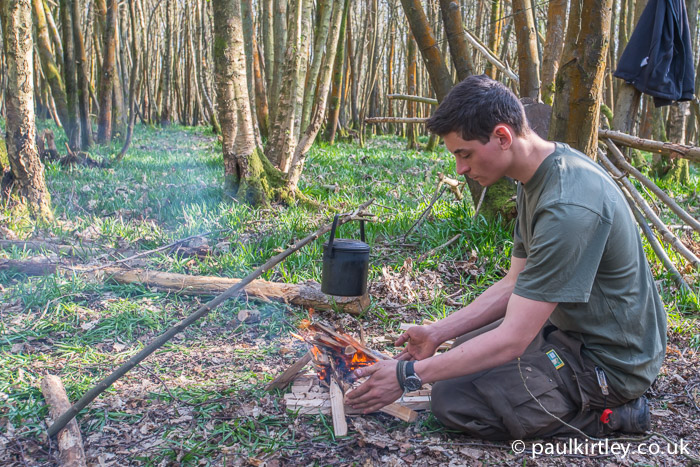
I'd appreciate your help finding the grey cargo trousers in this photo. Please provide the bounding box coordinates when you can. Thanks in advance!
[431,321,630,440]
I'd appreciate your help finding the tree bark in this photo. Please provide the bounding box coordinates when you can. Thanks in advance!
[399,0,453,102]
[540,0,567,105]
[59,0,81,149]
[31,0,70,129]
[301,0,333,132]
[71,0,93,149]
[548,0,612,158]
[406,32,419,149]
[439,0,474,81]
[512,0,540,99]
[324,0,350,144]
[485,0,504,79]
[1,0,53,221]
[97,0,117,143]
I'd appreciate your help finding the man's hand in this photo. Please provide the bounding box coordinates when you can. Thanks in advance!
[394,325,442,361]
[345,360,403,414]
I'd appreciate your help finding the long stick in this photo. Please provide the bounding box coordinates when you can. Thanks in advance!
[386,94,437,105]
[621,189,692,292]
[47,200,374,437]
[604,139,700,234]
[598,128,700,163]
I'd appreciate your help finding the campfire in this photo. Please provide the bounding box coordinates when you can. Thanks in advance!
[267,320,431,436]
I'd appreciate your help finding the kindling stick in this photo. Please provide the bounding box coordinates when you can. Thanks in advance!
[47,200,374,437]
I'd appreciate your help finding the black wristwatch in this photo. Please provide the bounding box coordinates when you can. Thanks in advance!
[403,361,423,392]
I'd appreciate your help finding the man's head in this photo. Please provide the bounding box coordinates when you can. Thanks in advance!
[425,75,528,143]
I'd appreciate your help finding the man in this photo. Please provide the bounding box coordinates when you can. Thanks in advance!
[345,75,667,440]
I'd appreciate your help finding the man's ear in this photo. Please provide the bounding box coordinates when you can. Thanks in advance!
[492,124,513,149]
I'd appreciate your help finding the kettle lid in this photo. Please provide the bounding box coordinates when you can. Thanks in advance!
[323,238,370,253]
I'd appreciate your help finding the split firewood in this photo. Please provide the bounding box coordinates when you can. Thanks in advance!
[329,377,348,436]
[380,403,419,423]
[266,352,312,391]
[41,375,87,467]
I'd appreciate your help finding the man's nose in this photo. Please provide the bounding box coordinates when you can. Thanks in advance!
[456,159,469,175]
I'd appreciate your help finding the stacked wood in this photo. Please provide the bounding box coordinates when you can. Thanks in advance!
[283,373,429,418]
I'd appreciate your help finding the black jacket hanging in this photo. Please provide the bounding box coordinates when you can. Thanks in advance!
[613,0,695,107]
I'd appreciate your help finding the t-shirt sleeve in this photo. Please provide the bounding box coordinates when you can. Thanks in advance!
[512,217,527,259]
[513,203,612,303]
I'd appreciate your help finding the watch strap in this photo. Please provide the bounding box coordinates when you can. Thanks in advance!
[406,360,415,378]
[396,360,406,390]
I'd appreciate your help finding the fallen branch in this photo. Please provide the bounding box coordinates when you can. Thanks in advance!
[417,234,462,262]
[0,240,100,256]
[603,139,700,234]
[599,129,700,163]
[46,200,374,438]
[41,375,87,467]
[386,94,438,105]
[365,117,428,124]
[404,184,446,241]
[598,150,699,268]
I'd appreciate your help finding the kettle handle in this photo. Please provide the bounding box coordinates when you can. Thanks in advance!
[327,214,340,254]
[360,219,365,242]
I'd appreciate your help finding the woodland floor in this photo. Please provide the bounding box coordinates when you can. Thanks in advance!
[1,124,699,466]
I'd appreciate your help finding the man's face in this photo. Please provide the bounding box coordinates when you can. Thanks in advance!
[443,131,508,187]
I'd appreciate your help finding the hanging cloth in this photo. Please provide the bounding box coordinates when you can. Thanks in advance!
[613,0,695,107]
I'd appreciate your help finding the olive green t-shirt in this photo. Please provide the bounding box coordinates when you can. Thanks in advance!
[512,143,666,399]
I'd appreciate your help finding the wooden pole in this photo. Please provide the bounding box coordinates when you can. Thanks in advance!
[46,200,374,437]
[41,375,87,467]
[599,128,700,163]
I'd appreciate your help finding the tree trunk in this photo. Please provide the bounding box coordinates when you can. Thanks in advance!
[512,0,540,99]
[97,0,117,143]
[31,0,70,129]
[549,0,612,158]
[399,0,453,101]
[540,0,567,105]
[212,0,284,205]
[268,0,287,123]
[406,32,419,149]
[301,0,333,132]
[71,0,93,149]
[1,0,53,221]
[659,102,690,184]
[160,0,173,126]
[59,0,81,149]
[439,0,474,81]
[287,0,345,189]
[324,0,350,144]
[485,0,503,79]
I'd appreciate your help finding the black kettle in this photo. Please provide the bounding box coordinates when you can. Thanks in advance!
[321,214,370,296]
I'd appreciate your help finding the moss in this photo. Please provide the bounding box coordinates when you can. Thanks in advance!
[0,138,8,168]
[480,178,517,222]
[663,158,690,185]
[600,104,613,128]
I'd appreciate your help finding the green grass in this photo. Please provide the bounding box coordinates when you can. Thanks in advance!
[1,123,698,465]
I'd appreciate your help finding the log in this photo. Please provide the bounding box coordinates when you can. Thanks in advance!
[40,375,87,467]
[0,261,370,315]
[266,352,312,391]
[330,377,348,436]
[0,240,100,256]
[598,128,700,163]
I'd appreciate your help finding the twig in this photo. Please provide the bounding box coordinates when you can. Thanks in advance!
[474,187,488,218]
[404,183,446,241]
[686,382,700,412]
[46,200,374,437]
[417,234,462,262]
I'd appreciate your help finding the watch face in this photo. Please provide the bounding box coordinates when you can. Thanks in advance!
[405,376,422,392]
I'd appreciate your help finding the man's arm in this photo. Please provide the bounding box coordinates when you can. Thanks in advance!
[395,256,527,360]
[346,291,558,413]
